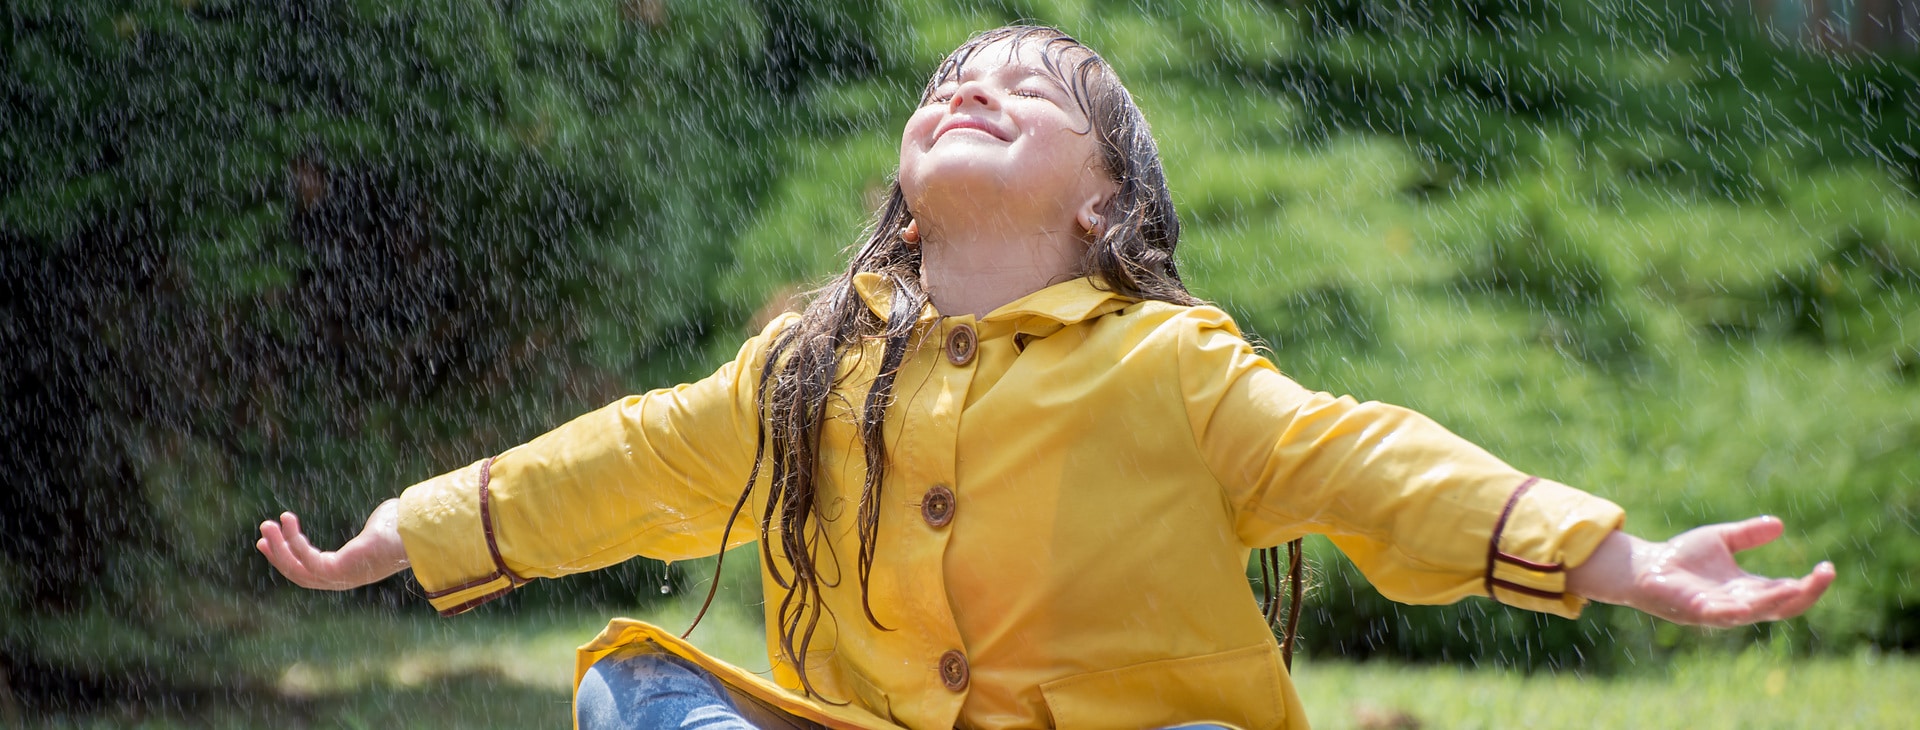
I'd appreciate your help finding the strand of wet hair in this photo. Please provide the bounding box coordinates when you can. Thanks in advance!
[761,311,843,698]
[1258,539,1308,670]
[852,274,922,631]
[1283,538,1305,670]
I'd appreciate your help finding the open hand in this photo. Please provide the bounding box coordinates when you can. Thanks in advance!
[1568,516,1835,628]
[256,499,410,591]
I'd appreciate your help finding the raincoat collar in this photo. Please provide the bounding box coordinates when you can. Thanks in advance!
[851,272,1138,333]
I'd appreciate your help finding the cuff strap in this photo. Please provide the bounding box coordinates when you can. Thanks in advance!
[1486,476,1566,603]
[417,456,524,616]
[477,456,528,587]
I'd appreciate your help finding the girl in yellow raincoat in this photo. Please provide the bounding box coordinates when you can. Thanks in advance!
[258,25,1834,730]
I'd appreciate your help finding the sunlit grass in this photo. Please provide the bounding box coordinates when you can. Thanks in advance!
[1294,647,1918,729]
[20,593,770,729]
[27,602,1916,728]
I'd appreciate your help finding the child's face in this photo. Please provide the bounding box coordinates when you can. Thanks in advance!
[898,39,1113,231]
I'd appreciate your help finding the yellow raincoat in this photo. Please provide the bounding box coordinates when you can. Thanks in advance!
[397,274,1625,730]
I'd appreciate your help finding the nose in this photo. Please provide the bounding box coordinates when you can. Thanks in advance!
[948,79,999,112]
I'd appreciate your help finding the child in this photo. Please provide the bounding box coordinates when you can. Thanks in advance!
[258,25,1834,730]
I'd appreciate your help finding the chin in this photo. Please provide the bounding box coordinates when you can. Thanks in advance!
[903,157,1022,208]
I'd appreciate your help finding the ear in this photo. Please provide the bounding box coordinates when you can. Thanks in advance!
[901,218,921,244]
[1074,191,1111,239]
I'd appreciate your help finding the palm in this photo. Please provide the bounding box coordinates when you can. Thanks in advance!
[1633,518,1834,628]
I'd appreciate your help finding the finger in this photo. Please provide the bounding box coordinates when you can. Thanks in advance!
[259,520,290,565]
[1733,578,1814,620]
[277,512,306,549]
[281,513,349,584]
[259,522,304,581]
[263,520,317,583]
[281,512,322,560]
[1696,563,1837,627]
[1756,561,1836,623]
[1719,515,1785,554]
[260,520,296,570]
[1691,599,1750,628]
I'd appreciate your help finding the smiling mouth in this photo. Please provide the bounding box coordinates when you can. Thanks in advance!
[936,119,1010,142]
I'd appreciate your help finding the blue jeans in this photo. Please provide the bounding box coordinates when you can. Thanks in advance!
[577,647,760,730]
[576,645,1236,730]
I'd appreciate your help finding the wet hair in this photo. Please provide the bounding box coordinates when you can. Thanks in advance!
[688,25,1304,697]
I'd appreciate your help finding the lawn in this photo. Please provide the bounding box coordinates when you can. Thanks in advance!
[1294,648,1915,729]
[24,596,1914,729]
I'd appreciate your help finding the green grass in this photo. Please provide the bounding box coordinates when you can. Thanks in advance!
[24,603,1917,728]
[18,591,770,729]
[1294,648,1919,729]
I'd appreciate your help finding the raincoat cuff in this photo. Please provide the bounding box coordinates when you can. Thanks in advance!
[1484,477,1626,618]
[398,457,526,616]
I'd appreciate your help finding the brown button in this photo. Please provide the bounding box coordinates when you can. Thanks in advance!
[939,649,969,691]
[922,485,955,528]
[945,323,977,366]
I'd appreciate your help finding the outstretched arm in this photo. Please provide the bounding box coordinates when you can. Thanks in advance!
[1566,516,1835,627]
[257,499,411,591]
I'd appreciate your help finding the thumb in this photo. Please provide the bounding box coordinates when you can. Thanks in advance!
[1719,515,1785,554]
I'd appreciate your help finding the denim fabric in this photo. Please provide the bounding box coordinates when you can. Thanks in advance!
[577,647,756,730]
[576,647,1244,730]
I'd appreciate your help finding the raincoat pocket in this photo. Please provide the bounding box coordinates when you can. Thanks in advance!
[1038,644,1286,730]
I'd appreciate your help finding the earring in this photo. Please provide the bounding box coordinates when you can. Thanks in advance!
[1084,214,1102,236]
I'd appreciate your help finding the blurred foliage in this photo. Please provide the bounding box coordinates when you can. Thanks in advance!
[0,0,888,712]
[4,0,1919,716]
[1236,0,1920,194]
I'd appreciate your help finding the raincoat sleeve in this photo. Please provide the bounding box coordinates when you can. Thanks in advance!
[1175,307,1625,618]
[396,313,797,616]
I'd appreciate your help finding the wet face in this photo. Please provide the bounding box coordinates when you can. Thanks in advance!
[897,38,1114,233]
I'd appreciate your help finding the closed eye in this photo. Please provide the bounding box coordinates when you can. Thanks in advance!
[1014,77,1071,103]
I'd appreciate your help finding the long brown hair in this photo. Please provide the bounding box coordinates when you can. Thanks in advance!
[689,25,1305,695]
